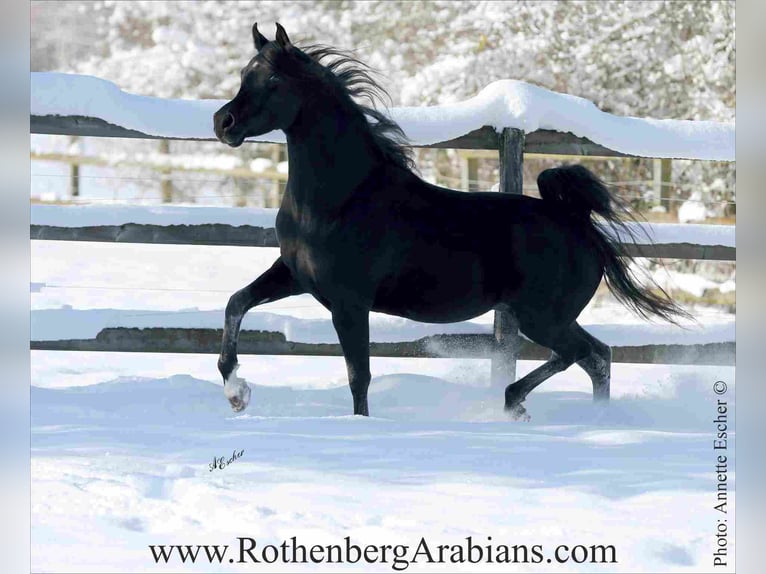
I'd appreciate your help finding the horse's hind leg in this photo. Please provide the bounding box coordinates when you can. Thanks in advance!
[503,353,571,421]
[503,322,592,420]
[572,325,612,402]
[218,257,303,411]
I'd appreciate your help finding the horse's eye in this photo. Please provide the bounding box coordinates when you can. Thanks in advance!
[268,74,279,85]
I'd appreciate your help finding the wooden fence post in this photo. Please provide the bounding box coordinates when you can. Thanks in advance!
[653,158,673,213]
[659,158,673,215]
[159,139,172,203]
[70,163,80,198]
[70,136,80,198]
[491,128,525,388]
[467,156,479,191]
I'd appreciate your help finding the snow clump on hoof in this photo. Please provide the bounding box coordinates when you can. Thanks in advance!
[505,402,531,422]
[223,365,251,413]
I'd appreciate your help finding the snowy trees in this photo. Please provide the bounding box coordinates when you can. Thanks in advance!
[31,0,735,212]
[40,0,733,123]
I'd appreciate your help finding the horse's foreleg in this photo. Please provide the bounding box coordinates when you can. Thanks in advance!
[218,258,303,411]
[332,305,371,416]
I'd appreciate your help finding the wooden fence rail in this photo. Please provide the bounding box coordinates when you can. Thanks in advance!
[29,221,735,261]
[31,113,736,377]
[31,328,735,366]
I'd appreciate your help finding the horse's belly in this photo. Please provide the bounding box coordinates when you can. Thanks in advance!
[373,299,496,324]
[279,212,501,322]
[372,260,499,323]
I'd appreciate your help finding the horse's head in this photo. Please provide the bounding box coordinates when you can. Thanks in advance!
[213,23,304,147]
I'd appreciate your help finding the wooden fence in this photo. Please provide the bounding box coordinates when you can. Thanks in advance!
[30,115,736,380]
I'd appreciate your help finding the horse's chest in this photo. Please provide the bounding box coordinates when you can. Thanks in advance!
[281,238,330,282]
[276,214,345,289]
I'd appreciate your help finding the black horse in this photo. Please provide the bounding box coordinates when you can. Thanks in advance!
[213,23,687,418]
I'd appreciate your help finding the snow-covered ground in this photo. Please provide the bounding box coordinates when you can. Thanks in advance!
[32,364,735,573]
[31,240,736,572]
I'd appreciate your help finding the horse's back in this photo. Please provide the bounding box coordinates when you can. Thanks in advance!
[395,176,595,264]
[367,173,603,324]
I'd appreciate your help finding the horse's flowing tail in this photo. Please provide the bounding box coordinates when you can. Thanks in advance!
[537,164,692,325]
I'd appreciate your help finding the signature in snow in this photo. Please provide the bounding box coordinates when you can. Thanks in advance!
[209,449,244,472]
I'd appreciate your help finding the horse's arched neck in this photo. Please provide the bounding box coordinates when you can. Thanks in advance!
[283,95,380,213]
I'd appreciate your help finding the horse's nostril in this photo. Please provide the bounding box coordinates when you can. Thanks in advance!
[221,112,235,131]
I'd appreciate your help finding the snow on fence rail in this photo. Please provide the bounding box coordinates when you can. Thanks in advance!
[31,73,734,160]
[30,73,736,373]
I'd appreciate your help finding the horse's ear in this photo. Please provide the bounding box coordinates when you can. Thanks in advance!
[252,22,269,51]
[275,22,292,50]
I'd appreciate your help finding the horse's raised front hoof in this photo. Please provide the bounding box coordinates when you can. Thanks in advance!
[223,365,252,413]
[504,401,531,422]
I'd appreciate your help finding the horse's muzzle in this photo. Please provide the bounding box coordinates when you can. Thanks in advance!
[213,108,241,145]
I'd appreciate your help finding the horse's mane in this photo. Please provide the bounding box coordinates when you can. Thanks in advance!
[277,44,415,171]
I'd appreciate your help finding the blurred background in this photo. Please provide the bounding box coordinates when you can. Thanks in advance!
[30,0,735,311]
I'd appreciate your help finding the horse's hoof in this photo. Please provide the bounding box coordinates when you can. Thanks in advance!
[505,402,531,422]
[223,365,252,413]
